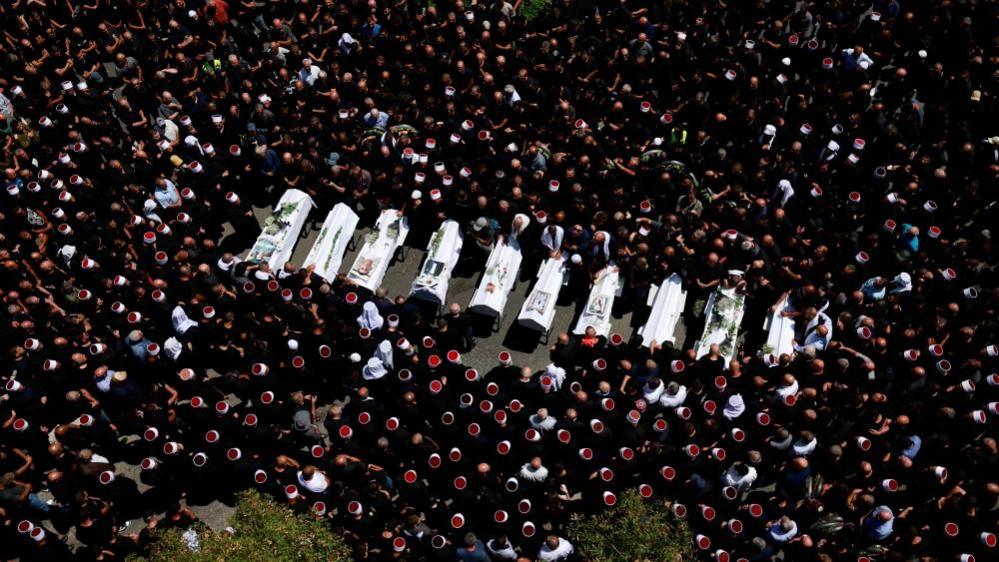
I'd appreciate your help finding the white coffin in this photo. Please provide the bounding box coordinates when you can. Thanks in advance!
[762,294,795,364]
[245,189,315,271]
[517,257,566,333]
[302,203,360,281]
[695,287,746,363]
[410,220,464,305]
[574,267,621,337]
[637,273,687,348]
[346,209,410,292]
[469,240,524,319]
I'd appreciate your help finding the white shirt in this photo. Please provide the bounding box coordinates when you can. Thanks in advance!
[769,433,793,451]
[776,380,799,400]
[642,381,665,403]
[538,538,575,561]
[792,437,818,457]
[95,371,113,393]
[796,312,833,352]
[722,465,758,491]
[659,385,688,408]
[487,539,517,560]
[162,120,180,142]
[842,48,874,68]
[298,470,330,493]
[300,65,321,86]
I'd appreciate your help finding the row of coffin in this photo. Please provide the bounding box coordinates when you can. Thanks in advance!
[244,190,795,361]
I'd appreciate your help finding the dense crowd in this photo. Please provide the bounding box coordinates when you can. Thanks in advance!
[2,0,998,560]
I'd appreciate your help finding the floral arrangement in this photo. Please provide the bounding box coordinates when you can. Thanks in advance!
[263,199,301,237]
[701,288,745,359]
[386,218,401,241]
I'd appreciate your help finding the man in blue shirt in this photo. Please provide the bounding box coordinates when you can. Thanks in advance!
[900,224,920,252]
[863,506,895,541]
[455,532,490,562]
[153,177,182,208]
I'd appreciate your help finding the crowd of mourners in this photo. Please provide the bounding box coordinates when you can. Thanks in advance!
[1,0,997,560]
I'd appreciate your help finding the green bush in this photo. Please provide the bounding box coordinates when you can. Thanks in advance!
[566,490,695,562]
[134,490,351,562]
[520,0,551,21]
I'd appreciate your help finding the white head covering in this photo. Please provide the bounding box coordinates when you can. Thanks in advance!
[890,272,912,294]
[723,394,746,419]
[357,302,384,331]
[58,244,78,265]
[775,179,795,207]
[510,213,531,242]
[163,337,184,360]
[374,340,394,371]
[339,33,357,51]
[362,357,388,381]
[543,364,566,391]
[540,225,564,254]
[171,306,198,334]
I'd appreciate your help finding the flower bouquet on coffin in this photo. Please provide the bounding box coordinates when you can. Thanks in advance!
[695,286,746,362]
[247,201,301,263]
[245,190,315,269]
[262,199,301,237]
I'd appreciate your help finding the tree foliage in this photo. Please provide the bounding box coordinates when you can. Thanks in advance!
[566,491,695,562]
[134,490,351,562]
[520,0,551,21]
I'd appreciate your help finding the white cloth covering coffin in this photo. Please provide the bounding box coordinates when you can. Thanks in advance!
[695,286,746,363]
[302,203,359,281]
[637,273,687,348]
[762,293,796,365]
[346,209,410,292]
[517,257,566,333]
[573,267,621,337]
[245,189,315,270]
[409,220,464,305]
[469,240,524,319]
